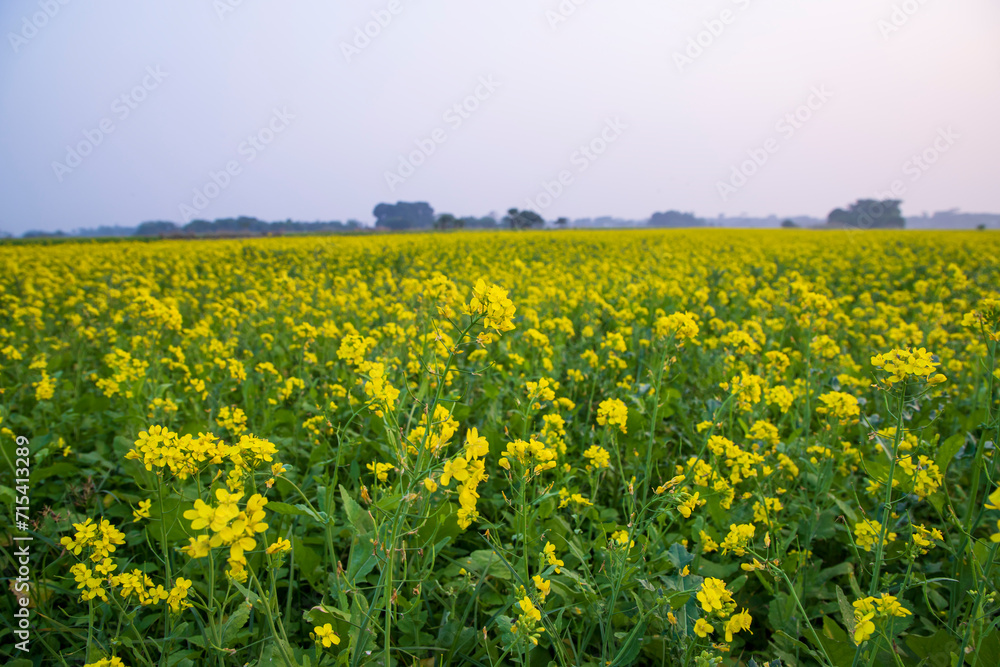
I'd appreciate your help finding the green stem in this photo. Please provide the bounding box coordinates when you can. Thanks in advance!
[868,387,906,597]
[250,571,295,667]
[957,540,999,664]
[155,475,173,667]
[641,345,671,507]
[769,563,836,667]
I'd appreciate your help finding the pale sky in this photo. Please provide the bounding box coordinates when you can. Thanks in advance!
[1,0,999,233]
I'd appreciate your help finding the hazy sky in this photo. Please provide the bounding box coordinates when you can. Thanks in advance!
[1,1,999,233]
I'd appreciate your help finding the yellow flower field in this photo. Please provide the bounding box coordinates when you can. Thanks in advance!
[1,229,999,667]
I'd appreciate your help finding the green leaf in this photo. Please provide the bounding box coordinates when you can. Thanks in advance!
[350,593,376,659]
[906,629,958,664]
[30,462,78,483]
[803,616,857,667]
[970,628,1000,667]
[230,578,262,606]
[936,433,965,474]
[611,619,647,666]
[835,586,855,641]
[340,484,373,533]
[346,533,378,586]
[292,537,322,586]
[223,601,252,646]
[259,639,301,667]
[666,542,694,570]
[268,501,313,516]
[445,549,511,580]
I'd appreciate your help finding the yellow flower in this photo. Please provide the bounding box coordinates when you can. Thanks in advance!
[871,347,944,387]
[441,457,469,486]
[366,461,393,483]
[854,519,895,552]
[678,492,703,518]
[610,530,634,548]
[596,398,628,433]
[469,279,516,337]
[986,487,1000,511]
[166,578,193,612]
[583,445,611,470]
[696,577,734,613]
[693,618,715,638]
[266,537,292,554]
[133,499,152,522]
[518,595,542,623]
[182,535,212,559]
[720,523,755,556]
[724,608,752,642]
[543,542,564,573]
[532,575,551,599]
[313,623,341,648]
[183,499,215,531]
[464,427,490,459]
[853,613,875,644]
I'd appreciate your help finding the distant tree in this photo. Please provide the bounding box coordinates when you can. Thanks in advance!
[977,224,987,231]
[135,221,179,236]
[503,208,544,230]
[23,229,67,238]
[649,211,705,228]
[434,213,465,230]
[827,200,904,229]
[461,216,498,229]
[781,219,798,228]
[183,219,214,234]
[555,217,569,228]
[373,202,435,230]
[73,225,136,237]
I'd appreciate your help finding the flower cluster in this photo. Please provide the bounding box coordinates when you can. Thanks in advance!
[854,518,896,552]
[126,426,280,480]
[438,427,490,530]
[468,278,516,343]
[61,518,126,562]
[499,437,557,476]
[815,391,860,423]
[852,593,911,644]
[694,577,752,644]
[596,398,628,433]
[654,311,700,343]
[871,347,946,387]
[181,490,271,581]
[358,361,400,417]
[720,523,756,556]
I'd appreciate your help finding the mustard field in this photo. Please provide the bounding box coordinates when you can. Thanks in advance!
[1,229,999,667]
